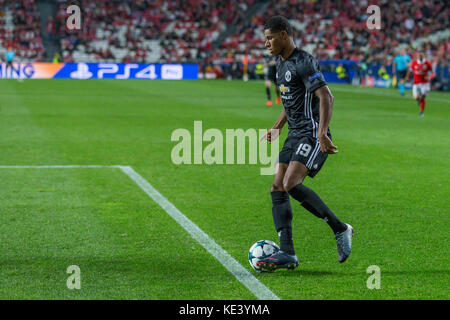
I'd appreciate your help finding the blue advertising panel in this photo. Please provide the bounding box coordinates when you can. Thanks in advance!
[53,63,198,80]
[319,60,358,84]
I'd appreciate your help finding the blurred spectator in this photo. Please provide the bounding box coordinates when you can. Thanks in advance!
[336,63,350,83]
[56,0,255,64]
[0,0,447,86]
[53,52,62,63]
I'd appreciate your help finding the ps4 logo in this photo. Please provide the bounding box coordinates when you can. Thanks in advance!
[69,63,158,80]
[67,63,183,80]
[70,63,92,79]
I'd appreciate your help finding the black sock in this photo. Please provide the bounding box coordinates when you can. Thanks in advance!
[271,191,295,255]
[287,184,347,234]
[266,87,271,100]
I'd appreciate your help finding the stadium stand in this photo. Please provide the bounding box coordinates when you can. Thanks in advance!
[212,0,449,72]
[1,0,448,86]
[191,0,448,81]
[55,0,256,64]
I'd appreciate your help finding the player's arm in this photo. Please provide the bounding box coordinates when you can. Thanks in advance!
[272,108,287,130]
[297,54,338,154]
[314,85,338,154]
[260,109,286,143]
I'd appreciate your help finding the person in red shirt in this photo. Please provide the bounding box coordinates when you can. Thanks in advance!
[406,51,433,117]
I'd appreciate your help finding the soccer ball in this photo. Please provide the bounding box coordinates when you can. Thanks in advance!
[248,240,280,272]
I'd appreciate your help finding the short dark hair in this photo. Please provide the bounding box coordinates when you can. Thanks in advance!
[264,15,293,36]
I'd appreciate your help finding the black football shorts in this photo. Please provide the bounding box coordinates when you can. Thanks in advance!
[397,69,407,80]
[278,133,330,178]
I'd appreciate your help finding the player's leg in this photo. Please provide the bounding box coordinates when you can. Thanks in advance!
[265,79,273,106]
[6,61,12,78]
[419,95,425,116]
[283,161,347,234]
[257,144,299,271]
[270,162,294,253]
[419,83,430,116]
[399,81,405,96]
[414,84,426,116]
[398,70,406,96]
[286,135,353,262]
[284,161,353,263]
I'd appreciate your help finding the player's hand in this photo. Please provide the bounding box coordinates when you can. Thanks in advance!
[318,135,338,154]
[260,128,280,144]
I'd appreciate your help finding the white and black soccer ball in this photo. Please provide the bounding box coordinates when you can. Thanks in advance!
[248,240,280,272]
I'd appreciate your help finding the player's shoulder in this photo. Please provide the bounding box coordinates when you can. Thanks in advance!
[292,49,319,70]
[293,48,315,62]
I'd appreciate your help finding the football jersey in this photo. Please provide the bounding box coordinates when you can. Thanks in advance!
[411,60,432,84]
[275,48,327,136]
[5,51,15,62]
[394,54,411,71]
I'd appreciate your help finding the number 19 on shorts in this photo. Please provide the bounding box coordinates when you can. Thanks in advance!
[295,143,312,157]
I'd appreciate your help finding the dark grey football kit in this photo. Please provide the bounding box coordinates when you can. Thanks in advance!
[276,48,331,177]
[262,48,349,268]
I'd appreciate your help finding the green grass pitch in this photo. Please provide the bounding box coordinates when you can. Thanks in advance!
[0,79,448,299]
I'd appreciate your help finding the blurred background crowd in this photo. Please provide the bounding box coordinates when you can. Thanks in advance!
[0,0,449,88]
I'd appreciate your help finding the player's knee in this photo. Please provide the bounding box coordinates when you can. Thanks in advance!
[282,176,305,192]
[282,181,296,192]
[270,184,285,192]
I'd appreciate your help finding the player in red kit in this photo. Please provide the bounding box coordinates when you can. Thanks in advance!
[406,52,433,117]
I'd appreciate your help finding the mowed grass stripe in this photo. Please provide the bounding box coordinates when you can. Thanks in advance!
[0,168,257,299]
[0,79,448,299]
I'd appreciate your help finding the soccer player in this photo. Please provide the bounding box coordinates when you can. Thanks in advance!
[393,48,411,96]
[264,55,281,106]
[406,51,433,117]
[257,16,353,271]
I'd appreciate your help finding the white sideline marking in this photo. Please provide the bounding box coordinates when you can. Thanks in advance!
[0,164,280,300]
[0,165,120,169]
[118,165,280,300]
[332,86,450,103]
